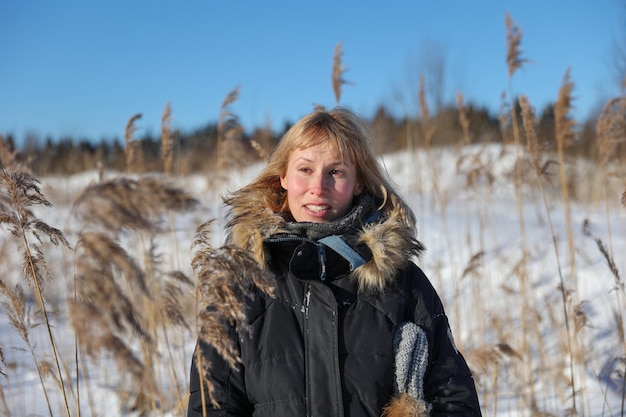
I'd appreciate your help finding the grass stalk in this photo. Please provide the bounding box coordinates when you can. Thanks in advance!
[125,113,142,174]
[520,95,581,411]
[0,168,72,417]
[70,175,199,415]
[332,42,352,105]
[505,12,538,411]
[162,102,174,177]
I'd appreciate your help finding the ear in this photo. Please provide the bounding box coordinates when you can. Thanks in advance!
[354,180,363,196]
[280,174,288,190]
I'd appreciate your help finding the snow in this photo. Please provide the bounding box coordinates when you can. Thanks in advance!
[1,143,625,416]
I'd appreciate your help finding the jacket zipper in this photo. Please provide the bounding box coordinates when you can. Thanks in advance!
[303,282,312,417]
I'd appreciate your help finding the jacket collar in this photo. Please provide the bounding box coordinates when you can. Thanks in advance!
[225,191,425,293]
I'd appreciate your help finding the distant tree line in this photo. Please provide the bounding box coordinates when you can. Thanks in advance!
[0,100,620,177]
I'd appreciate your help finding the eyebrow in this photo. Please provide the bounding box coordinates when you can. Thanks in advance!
[292,157,350,166]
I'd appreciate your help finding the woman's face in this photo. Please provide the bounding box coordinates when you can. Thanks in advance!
[280,142,363,223]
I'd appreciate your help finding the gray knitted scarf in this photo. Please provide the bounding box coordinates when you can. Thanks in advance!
[283,193,377,241]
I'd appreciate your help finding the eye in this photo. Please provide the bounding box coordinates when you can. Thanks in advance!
[330,169,344,176]
[298,166,311,174]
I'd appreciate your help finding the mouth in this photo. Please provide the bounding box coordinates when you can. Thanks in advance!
[304,204,331,213]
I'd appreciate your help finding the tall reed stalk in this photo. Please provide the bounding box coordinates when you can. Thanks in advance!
[162,102,174,177]
[217,86,241,173]
[70,176,199,415]
[519,95,582,408]
[554,68,581,414]
[191,220,275,413]
[0,167,72,417]
[504,13,538,411]
[125,113,142,174]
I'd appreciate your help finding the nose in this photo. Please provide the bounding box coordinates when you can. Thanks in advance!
[309,172,328,195]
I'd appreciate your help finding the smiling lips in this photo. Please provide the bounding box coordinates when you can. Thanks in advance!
[305,204,331,212]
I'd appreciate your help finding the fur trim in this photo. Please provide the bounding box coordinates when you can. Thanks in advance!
[224,190,424,293]
[381,393,429,417]
[352,210,424,293]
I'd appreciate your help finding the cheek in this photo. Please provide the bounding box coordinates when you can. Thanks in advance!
[285,175,307,193]
[335,180,359,196]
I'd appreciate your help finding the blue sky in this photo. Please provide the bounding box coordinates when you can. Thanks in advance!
[1,1,623,145]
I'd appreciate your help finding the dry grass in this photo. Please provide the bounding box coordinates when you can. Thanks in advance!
[162,102,174,177]
[249,139,269,162]
[0,167,72,417]
[0,135,18,169]
[72,176,199,233]
[456,93,471,146]
[2,12,626,417]
[68,174,199,415]
[216,86,246,174]
[125,113,142,174]
[190,220,274,410]
[332,42,352,104]
[505,12,530,79]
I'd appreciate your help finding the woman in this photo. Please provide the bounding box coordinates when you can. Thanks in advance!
[188,107,482,416]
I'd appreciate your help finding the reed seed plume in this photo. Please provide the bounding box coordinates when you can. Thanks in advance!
[72,176,199,233]
[68,301,145,377]
[0,167,72,416]
[555,68,576,151]
[77,230,148,295]
[221,86,240,111]
[0,168,70,253]
[597,97,626,166]
[192,244,276,335]
[582,220,621,287]
[70,175,198,416]
[456,93,472,145]
[191,220,276,406]
[419,76,435,147]
[332,42,352,104]
[161,272,193,329]
[161,101,174,177]
[0,135,17,169]
[505,12,530,79]
[125,113,142,173]
[217,86,242,172]
[461,251,484,280]
[0,278,59,416]
[219,86,240,136]
[71,223,187,413]
[249,139,269,162]
[519,95,543,178]
[573,301,591,333]
[467,342,522,376]
[0,280,42,351]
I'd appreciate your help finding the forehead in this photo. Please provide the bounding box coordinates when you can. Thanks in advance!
[289,142,350,163]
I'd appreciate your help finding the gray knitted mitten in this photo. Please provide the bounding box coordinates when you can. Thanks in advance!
[382,322,430,417]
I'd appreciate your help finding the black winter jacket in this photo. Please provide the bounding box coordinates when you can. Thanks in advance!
[188,194,482,417]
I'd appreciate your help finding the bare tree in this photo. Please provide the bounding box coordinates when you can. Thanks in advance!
[400,39,448,118]
[611,0,626,90]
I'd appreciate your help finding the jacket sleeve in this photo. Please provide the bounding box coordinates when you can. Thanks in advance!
[408,264,483,416]
[187,327,253,417]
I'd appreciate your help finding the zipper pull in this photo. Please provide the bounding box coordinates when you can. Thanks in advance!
[318,244,327,281]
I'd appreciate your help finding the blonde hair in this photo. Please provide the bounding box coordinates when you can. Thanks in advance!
[228,107,416,231]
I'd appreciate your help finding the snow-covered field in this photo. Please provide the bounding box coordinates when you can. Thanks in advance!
[1,144,625,416]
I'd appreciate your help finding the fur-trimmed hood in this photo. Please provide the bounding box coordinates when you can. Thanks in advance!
[223,190,425,293]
